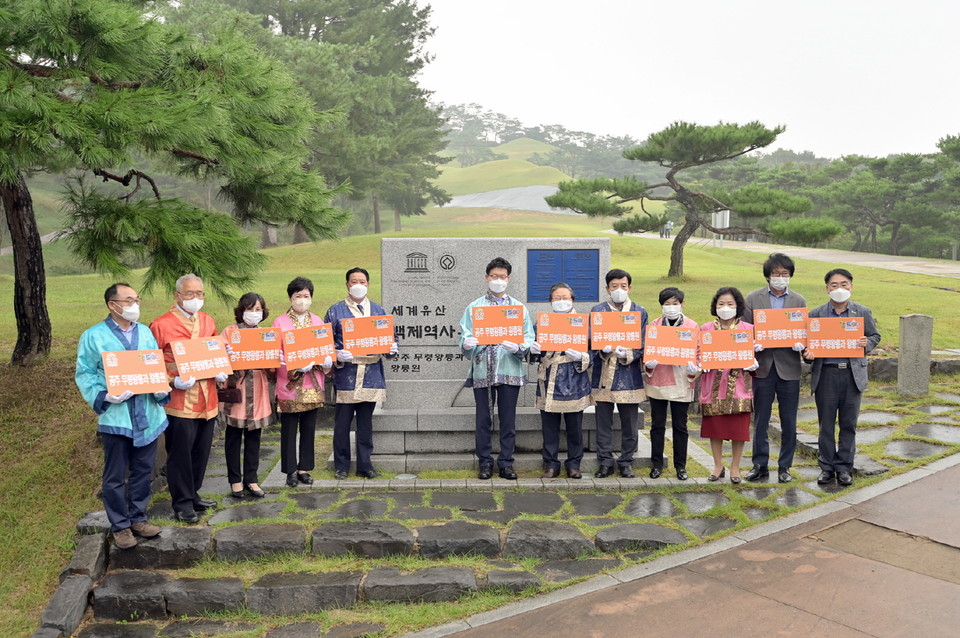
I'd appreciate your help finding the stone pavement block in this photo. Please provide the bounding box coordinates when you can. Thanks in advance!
[288,491,341,511]
[416,521,501,558]
[485,570,541,593]
[60,533,107,583]
[319,499,389,520]
[207,501,286,524]
[673,491,731,514]
[568,493,622,516]
[594,523,687,552]
[215,523,305,561]
[430,491,497,511]
[77,511,111,535]
[323,622,388,638]
[40,574,91,636]
[109,527,211,570]
[264,622,321,638]
[247,571,362,615]
[163,577,245,615]
[31,628,62,638]
[502,492,563,515]
[676,517,738,537]
[392,506,452,520]
[363,566,476,603]
[534,558,622,583]
[93,570,169,620]
[624,493,679,517]
[503,521,593,560]
[77,624,158,638]
[311,521,415,557]
[160,619,259,637]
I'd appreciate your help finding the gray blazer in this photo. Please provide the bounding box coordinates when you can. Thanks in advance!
[806,301,881,394]
[743,288,807,381]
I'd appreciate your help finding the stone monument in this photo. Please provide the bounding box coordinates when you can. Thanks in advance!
[897,313,933,397]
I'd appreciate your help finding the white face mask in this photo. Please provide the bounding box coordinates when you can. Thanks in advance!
[291,298,312,314]
[662,305,682,319]
[243,311,263,326]
[180,297,203,314]
[769,276,790,291]
[488,278,508,294]
[609,288,629,304]
[829,288,851,303]
[716,306,737,321]
[114,302,140,323]
[349,284,368,300]
[551,299,573,313]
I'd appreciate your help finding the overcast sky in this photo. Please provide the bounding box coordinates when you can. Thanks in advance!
[416,0,960,159]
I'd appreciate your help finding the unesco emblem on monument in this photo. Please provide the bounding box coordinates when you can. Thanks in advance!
[404,252,429,272]
[438,254,456,271]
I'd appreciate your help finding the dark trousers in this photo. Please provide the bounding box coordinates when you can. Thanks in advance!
[101,433,158,532]
[649,397,690,470]
[474,384,520,468]
[165,415,216,514]
[333,401,376,473]
[595,401,639,468]
[224,426,262,485]
[815,366,861,473]
[279,409,318,474]
[541,410,584,471]
[751,366,800,471]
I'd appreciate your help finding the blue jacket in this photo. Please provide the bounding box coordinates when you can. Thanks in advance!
[589,300,648,403]
[75,318,169,447]
[459,293,536,388]
[325,298,398,403]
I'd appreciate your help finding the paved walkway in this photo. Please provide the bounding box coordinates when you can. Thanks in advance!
[404,454,960,638]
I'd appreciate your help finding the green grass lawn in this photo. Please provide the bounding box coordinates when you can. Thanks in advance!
[0,204,958,635]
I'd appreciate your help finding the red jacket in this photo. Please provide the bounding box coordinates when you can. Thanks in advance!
[150,305,219,419]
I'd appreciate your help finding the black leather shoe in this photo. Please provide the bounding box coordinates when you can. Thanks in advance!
[708,467,726,482]
[649,467,663,479]
[296,472,313,485]
[334,470,348,480]
[230,488,244,499]
[676,468,688,480]
[594,465,614,478]
[498,466,518,480]
[194,498,217,511]
[356,469,380,479]
[745,466,769,482]
[541,467,559,479]
[286,472,298,487]
[245,484,265,498]
[837,472,853,486]
[817,470,836,485]
[478,465,494,480]
[778,470,793,483]
[619,465,635,479]
[175,510,199,524]
[567,467,582,479]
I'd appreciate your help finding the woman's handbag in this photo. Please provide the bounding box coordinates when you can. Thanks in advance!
[217,374,242,404]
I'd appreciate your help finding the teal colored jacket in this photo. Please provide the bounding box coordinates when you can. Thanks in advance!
[75,318,169,447]
[458,293,536,388]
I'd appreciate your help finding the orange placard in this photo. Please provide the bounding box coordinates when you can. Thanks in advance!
[699,329,756,370]
[590,312,643,351]
[224,327,283,370]
[282,324,336,367]
[472,305,525,345]
[342,315,395,355]
[643,325,699,366]
[807,317,864,358]
[171,337,233,380]
[753,308,809,349]
[101,349,171,395]
[536,313,589,352]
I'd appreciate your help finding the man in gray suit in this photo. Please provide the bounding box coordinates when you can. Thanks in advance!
[805,268,881,486]
[743,253,806,483]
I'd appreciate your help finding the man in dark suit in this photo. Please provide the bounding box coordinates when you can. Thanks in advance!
[743,253,807,483]
[805,268,881,486]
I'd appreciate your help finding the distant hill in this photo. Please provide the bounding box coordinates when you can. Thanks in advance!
[435,159,570,196]
[492,137,558,161]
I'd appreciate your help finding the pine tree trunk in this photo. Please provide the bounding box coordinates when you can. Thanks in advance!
[0,173,52,365]
[667,216,699,278]
[261,224,278,248]
[394,207,402,232]
[372,191,382,234]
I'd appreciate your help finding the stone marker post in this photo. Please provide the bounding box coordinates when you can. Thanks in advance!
[897,313,933,397]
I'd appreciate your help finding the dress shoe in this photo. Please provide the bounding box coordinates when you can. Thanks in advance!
[745,466,769,482]
[594,465,614,478]
[334,470,348,480]
[676,468,688,481]
[817,470,836,485]
[356,469,380,479]
[498,466,518,480]
[478,464,494,480]
[175,510,200,524]
[730,475,742,484]
[619,465,636,479]
[230,484,245,498]
[837,471,853,486]
[567,467,582,479]
[708,467,726,482]
[113,528,137,549]
[130,521,162,538]
[286,472,299,487]
[245,484,265,498]
[541,467,559,479]
[296,472,314,485]
[649,467,663,479]
[194,498,218,511]
[778,470,793,483]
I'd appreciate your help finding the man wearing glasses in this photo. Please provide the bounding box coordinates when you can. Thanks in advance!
[75,283,170,549]
[150,274,228,523]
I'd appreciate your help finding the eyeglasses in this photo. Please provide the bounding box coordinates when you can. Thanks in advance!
[487,274,509,280]
[177,291,205,299]
[110,297,141,306]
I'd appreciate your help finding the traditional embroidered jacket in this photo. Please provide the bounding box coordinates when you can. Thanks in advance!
[150,305,219,419]
[532,310,593,413]
[589,300,648,403]
[272,310,327,413]
[325,297,398,404]
[458,293,535,388]
[643,315,700,403]
[698,319,755,416]
[220,323,276,429]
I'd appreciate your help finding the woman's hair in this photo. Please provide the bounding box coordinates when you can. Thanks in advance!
[709,286,745,318]
[233,292,268,324]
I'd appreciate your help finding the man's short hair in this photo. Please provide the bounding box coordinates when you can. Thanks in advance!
[549,282,575,301]
[104,282,132,305]
[176,273,202,292]
[763,253,796,278]
[346,267,370,283]
[824,268,853,284]
[605,268,632,286]
[486,257,512,275]
[658,287,684,305]
[287,276,314,297]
